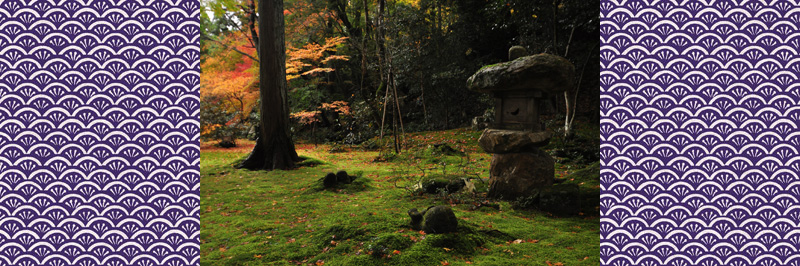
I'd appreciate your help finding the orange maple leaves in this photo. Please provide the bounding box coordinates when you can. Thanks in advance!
[286,36,349,81]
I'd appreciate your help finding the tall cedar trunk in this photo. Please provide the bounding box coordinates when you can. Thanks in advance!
[239,0,301,170]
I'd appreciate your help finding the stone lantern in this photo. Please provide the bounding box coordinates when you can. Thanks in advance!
[467,47,574,200]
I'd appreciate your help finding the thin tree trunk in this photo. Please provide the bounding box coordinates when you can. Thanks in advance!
[563,24,575,58]
[360,0,369,102]
[377,0,389,142]
[564,42,599,138]
[388,54,405,147]
[420,76,428,126]
[379,81,389,139]
[377,0,386,80]
[239,0,300,170]
[392,98,399,154]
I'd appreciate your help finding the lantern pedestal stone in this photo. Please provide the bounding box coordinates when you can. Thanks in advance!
[467,51,574,200]
[487,149,554,200]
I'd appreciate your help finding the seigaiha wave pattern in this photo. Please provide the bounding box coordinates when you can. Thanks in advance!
[0,1,200,265]
[601,1,800,266]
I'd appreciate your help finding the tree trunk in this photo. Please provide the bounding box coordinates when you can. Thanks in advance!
[238,0,301,170]
[564,42,599,139]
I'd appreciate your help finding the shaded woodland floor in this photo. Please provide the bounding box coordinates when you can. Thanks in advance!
[200,126,600,266]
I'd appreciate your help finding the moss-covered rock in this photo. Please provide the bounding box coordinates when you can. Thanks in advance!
[323,172,337,188]
[336,170,351,184]
[408,208,424,230]
[422,206,458,234]
[467,53,575,94]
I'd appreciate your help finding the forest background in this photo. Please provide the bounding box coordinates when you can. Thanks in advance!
[199,0,599,147]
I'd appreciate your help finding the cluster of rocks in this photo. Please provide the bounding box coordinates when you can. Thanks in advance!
[467,47,575,201]
[323,170,356,188]
[408,205,458,234]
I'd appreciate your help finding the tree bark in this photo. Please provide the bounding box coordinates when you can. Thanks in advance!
[238,0,301,170]
[248,0,259,56]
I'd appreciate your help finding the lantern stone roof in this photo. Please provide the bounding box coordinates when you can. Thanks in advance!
[467,53,575,94]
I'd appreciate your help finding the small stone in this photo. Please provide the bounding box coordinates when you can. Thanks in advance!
[488,149,554,200]
[446,179,466,193]
[509,46,528,60]
[336,170,351,184]
[408,208,423,230]
[423,179,450,194]
[218,139,236,148]
[422,206,458,234]
[478,129,552,153]
[323,172,337,188]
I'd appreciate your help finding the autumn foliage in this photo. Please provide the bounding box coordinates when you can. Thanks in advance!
[200,1,349,143]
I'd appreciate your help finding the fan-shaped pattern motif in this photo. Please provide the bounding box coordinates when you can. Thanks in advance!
[0,1,200,265]
[601,1,800,266]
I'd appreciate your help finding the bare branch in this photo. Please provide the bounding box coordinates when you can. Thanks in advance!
[201,33,258,61]
[563,23,576,58]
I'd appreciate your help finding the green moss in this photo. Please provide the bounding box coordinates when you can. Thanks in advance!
[200,128,599,266]
[316,224,367,245]
[423,232,486,255]
[478,62,506,71]
[297,156,326,167]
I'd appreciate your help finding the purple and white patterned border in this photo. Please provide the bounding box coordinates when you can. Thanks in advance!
[601,1,800,265]
[0,1,200,265]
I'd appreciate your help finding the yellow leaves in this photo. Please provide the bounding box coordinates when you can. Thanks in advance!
[301,67,336,76]
[321,55,350,64]
[202,123,223,135]
[396,0,420,8]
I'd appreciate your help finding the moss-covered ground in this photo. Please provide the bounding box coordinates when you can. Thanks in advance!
[201,125,599,265]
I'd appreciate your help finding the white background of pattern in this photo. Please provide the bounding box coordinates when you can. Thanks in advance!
[0,1,200,265]
[601,1,800,266]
